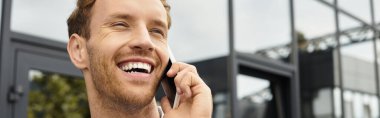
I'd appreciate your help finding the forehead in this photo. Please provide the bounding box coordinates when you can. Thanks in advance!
[92,0,167,25]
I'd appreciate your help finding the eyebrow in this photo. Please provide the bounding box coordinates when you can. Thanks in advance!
[153,16,167,28]
[107,13,134,21]
[106,13,168,29]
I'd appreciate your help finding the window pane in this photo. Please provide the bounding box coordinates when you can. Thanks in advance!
[234,0,291,63]
[237,74,276,118]
[339,0,371,24]
[339,14,376,94]
[313,88,334,118]
[342,90,379,118]
[296,0,335,38]
[11,0,76,42]
[339,9,377,118]
[28,70,89,118]
[376,0,380,23]
[341,41,376,93]
[324,0,334,4]
[295,0,336,53]
[296,0,336,117]
[168,0,229,62]
[334,88,343,118]
[168,1,230,118]
[213,92,229,118]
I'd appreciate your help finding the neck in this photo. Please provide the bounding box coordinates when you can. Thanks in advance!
[83,73,160,118]
[89,96,159,118]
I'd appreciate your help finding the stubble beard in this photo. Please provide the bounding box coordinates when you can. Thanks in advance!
[87,46,160,112]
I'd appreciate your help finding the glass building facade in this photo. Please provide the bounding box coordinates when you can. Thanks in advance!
[0,0,379,118]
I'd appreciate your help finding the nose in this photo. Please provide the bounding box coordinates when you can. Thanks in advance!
[128,27,155,52]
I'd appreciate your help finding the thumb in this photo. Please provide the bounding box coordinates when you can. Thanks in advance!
[160,96,171,113]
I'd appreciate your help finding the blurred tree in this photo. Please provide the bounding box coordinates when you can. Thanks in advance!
[297,31,308,51]
[28,71,90,118]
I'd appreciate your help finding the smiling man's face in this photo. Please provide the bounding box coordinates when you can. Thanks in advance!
[85,0,169,109]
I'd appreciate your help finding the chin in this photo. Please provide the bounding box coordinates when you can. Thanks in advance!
[111,80,158,107]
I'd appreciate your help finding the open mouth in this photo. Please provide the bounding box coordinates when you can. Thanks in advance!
[119,62,153,74]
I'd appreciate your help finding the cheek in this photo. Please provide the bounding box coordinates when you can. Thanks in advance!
[87,38,123,66]
[153,40,169,62]
[94,32,125,51]
[92,43,119,59]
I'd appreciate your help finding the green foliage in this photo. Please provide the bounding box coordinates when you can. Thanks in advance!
[28,72,90,118]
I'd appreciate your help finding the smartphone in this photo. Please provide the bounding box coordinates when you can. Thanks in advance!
[160,47,180,109]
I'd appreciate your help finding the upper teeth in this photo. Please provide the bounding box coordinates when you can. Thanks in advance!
[121,62,152,73]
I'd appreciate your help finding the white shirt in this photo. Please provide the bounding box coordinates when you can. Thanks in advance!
[158,106,164,118]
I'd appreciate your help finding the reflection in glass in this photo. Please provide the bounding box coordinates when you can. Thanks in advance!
[311,88,334,118]
[339,7,377,117]
[296,1,337,117]
[234,0,291,62]
[213,93,228,118]
[295,0,337,53]
[237,74,275,118]
[341,90,379,118]
[339,14,376,93]
[341,41,376,93]
[28,70,89,118]
[334,88,342,118]
[332,88,379,118]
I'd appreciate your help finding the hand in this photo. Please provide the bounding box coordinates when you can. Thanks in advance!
[160,62,213,118]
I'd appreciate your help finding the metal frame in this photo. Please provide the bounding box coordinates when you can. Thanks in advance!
[6,0,380,117]
[236,53,296,118]
[237,54,293,118]
[227,0,300,118]
[1,23,82,118]
[369,0,380,117]
[289,0,301,117]
[0,0,15,117]
[257,0,380,61]
[333,0,380,117]
[255,0,380,117]
[13,36,81,118]
[255,23,380,59]
[332,0,346,118]
[227,0,238,118]
[0,0,82,117]
[317,0,378,31]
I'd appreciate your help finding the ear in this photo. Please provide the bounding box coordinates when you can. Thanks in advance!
[67,34,89,70]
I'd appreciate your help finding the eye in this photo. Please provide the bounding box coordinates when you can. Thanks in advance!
[111,21,129,29]
[150,28,165,37]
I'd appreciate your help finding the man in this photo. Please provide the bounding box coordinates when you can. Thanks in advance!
[66,0,213,117]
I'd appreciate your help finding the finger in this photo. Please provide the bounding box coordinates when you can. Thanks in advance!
[174,71,191,98]
[167,62,197,77]
[160,96,171,113]
[184,73,194,98]
[167,62,185,77]
[175,72,204,98]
